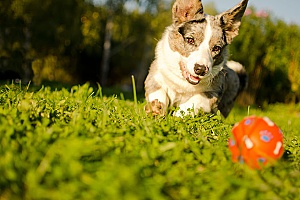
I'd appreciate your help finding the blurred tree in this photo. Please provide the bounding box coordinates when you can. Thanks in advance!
[286,24,300,102]
[203,2,218,15]
[79,4,106,82]
[12,0,85,56]
[230,7,300,105]
[0,0,88,84]
[1,1,300,105]
[97,0,171,87]
[0,1,33,83]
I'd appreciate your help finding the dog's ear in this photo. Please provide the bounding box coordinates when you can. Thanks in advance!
[172,0,204,25]
[219,0,249,44]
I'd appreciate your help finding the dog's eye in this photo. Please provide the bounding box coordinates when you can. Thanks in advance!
[212,45,221,52]
[186,37,195,45]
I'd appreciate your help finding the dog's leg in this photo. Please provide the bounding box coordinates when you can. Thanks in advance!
[174,94,211,117]
[145,89,169,116]
[219,63,248,118]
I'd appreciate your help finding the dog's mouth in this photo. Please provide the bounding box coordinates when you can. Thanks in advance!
[179,62,201,85]
[184,71,201,85]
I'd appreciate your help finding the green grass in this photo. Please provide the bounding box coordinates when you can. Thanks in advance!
[0,83,299,200]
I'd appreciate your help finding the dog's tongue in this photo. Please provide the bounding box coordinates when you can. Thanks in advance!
[188,74,200,85]
[189,74,200,82]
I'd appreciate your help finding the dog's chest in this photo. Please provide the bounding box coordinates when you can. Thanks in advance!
[166,72,226,107]
[163,81,209,107]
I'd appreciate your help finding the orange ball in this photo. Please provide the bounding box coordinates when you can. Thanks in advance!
[228,116,284,169]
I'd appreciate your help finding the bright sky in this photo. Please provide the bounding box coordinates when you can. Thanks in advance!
[205,0,300,24]
[94,0,300,24]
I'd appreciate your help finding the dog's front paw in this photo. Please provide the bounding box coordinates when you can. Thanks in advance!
[145,99,166,116]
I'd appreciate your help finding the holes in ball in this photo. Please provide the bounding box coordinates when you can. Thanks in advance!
[258,157,266,163]
[259,130,274,143]
[244,119,253,126]
[229,138,236,147]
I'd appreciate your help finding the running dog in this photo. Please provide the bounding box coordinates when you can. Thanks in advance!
[145,0,248,117]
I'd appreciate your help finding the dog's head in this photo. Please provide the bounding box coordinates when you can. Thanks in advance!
[169,0,249,85]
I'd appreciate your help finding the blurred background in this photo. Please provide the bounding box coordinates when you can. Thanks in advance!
[1,0,300,106]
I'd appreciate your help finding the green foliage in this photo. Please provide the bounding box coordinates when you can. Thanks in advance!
[0,84,299,199]
[0,0,173,85]
[230,8,300,104]
[1,2,300,103]
[11,0,85,55]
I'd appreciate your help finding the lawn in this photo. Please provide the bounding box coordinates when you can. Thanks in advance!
[0,83,299,200]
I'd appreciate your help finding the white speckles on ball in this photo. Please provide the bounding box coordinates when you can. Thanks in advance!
[243,136,254,149]
[229,116,284,169]
[273,141,283,155]
[263,117,275,126]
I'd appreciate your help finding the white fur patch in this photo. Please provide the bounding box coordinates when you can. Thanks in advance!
[174,93,211,117]
[148,88,168,107]
[227,60,244,72]
[186,18,213,77]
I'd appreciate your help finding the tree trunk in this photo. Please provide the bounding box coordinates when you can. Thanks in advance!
[22,28,33,84]
[136,35,153,91]
[100,16,113,86]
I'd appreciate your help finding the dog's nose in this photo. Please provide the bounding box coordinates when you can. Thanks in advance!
[194,64,207,76]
